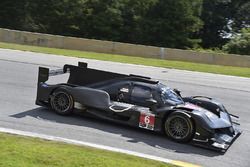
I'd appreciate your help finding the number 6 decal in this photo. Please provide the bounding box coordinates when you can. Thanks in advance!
[144,115,150,124]
[139,113,155,130]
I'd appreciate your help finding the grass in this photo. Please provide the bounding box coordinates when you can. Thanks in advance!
[0,133,174,167]
[0,42,250,78]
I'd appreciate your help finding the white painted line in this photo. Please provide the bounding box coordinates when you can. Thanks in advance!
[0,127,200,167]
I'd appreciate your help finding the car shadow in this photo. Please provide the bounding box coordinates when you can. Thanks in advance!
[10,107,223,157]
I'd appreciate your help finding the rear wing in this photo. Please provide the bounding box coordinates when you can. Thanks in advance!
[37,61,128,86]
[37,62,88,83]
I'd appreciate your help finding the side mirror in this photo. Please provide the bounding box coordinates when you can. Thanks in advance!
[146,98,157,111]
[173,88,181,96]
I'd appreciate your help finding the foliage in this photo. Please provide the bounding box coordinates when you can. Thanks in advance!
[0,0,202,49]
[230,0,250,32]
[223,28,250,55]
[137,0,203,48]
[197,0,231,48]
[197,0,250,48]
[0,0,249,51]
[0,0,28,30]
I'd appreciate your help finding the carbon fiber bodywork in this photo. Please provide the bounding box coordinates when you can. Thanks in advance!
[36,62,241,152]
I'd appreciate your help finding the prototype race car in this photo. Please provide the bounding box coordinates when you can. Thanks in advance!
[36,62,241,152]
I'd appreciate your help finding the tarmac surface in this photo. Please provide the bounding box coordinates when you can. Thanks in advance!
[0,49,250,167]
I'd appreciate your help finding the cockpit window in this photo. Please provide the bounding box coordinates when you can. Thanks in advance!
[131,85,152,106]
[160,86,184,105]
[132,86,152,98]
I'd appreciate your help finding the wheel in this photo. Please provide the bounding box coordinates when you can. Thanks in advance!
[50,89,74,115]
[164,112,194,142]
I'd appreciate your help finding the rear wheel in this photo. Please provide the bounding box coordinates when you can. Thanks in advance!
[50,89,74,115]
[164,112,194,142]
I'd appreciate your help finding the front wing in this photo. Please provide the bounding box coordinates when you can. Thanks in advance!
[192,115,242,152]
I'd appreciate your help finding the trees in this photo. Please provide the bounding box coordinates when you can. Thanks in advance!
[198,0,250,49]
[230,0,250,32]
[77,0,124,41]
[223,28,250,55]
[26,0,84,35]
[0,0,28,30]
[198,0,231,48]
[118,0,156,44]
[0,0,249,53]
[77,0,204,49]
[0,0,203,48]
[0,0,84,35]
[132,0,203,48]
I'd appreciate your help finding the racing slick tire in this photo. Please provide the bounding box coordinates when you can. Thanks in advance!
[164,111,194,142]
[50,89,74,115]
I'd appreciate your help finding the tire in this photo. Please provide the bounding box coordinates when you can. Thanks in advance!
[164,112,194,142]
[50,89,74,115]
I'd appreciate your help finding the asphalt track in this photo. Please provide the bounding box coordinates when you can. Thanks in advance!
[0,48,250,167]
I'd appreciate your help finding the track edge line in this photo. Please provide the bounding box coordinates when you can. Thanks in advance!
[0,127,201,167]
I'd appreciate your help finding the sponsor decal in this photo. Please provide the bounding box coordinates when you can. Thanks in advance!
[120,87,129,93]
[139,113,155,130]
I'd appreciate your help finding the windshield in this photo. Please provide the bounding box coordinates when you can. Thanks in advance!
[160,86,184,105]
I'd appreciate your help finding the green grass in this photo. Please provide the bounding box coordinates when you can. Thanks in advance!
[0,42,250,78]
[0,133,174,167]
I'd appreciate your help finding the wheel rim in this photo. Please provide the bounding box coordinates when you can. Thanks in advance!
[52,92,71,113]
[167,116,190,140]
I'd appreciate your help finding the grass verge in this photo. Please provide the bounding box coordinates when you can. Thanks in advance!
[0,132,174,167]
[0,42,249,78]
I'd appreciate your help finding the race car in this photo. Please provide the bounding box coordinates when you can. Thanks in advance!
[36,62,241,152]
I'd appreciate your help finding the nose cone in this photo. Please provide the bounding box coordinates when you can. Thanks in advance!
[209,111,232,128]
[183,103,233,129]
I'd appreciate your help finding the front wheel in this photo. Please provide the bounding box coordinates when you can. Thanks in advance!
[50,89,74,115]
[164,112,194,142]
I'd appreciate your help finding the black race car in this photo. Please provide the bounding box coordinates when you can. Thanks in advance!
[36,62,241,152]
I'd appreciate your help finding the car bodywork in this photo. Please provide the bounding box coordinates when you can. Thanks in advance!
[36,62,241,152]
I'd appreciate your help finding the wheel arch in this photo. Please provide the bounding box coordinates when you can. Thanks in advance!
[50,86,75,115]
[49,85,75,107]
[162,109,196,138]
